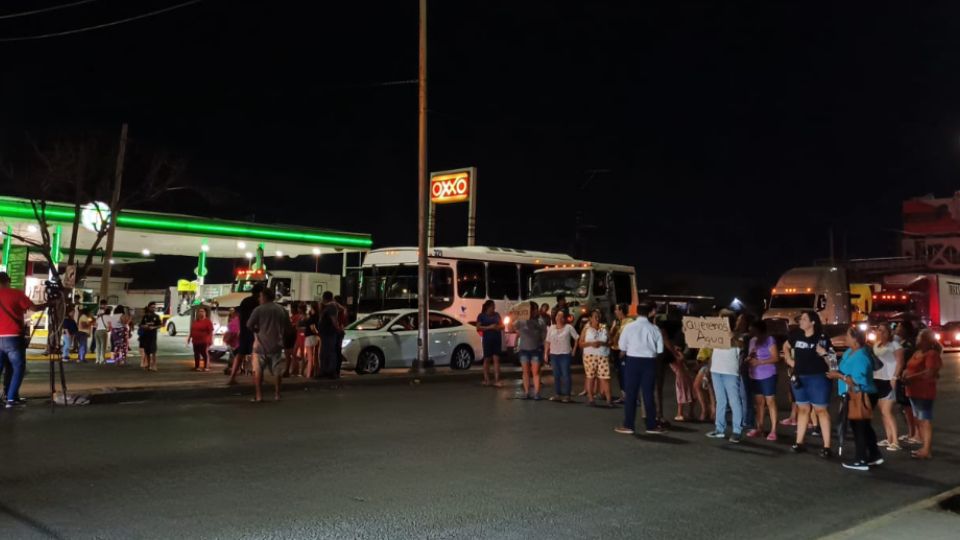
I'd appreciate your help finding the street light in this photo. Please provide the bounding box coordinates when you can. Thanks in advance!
[275,250,283,257]
[201,244,210,252]
[237,241,246,249]
[141,248,150,256]
[244,252,253,260]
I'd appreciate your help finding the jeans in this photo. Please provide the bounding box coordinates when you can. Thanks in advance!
[550,353,572,396]
[0,336,26,402]
[94,330,109,363]
[61,333,74,361]
[623,356,657,431]
[712,372,745,435]
[76,332,89,362]
[739,365,755,429]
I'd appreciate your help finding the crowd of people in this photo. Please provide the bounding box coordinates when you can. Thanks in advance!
[484,294,944,471]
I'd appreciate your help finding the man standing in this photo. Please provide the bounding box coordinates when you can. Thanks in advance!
[247,288,290,402]
[333,295,349,375]
[228,284,263,385]
[608,303,634,404]
[318,291,343,379]
[0,272,45,408]
[138,302,162,371]
[551,295,570,321]
[61,311,79,362]
[614,302,665,435]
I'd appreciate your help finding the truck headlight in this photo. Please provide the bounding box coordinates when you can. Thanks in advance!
[341,339,352,349]
[858,323,868,332]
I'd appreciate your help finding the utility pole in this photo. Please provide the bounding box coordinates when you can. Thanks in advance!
[413,0,431,372]
[99,123,128,302]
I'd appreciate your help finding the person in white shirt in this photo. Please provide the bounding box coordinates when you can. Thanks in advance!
[615,303,665,435]
[545,310,579,403]
[706,326,745,443]
[582,310,612,406]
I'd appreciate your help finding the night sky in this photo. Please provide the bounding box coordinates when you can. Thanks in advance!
[4,1,960,301]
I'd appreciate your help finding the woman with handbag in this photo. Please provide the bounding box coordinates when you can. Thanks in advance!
[902,328,943,460]
[828,326,881,471]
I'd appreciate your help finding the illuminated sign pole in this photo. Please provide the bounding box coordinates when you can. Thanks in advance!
[428,167,477,248]
[0,226,11,272]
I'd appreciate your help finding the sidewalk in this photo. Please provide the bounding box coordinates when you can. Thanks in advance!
[13,356,548,405]
[822,487,960,540]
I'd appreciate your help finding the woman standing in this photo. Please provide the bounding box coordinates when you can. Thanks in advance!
[288,302,307,377]
[746,320,780,441]
[302,302,321,379]
[828,326,881,471]
[476,300,504,387]
[895,323,921,445]
[187,307,214,371]
[582,310,612,406]
[608,303,633,404]
[872,323,904,450]
[545,310,579,402]
[94,306,111,365]
[109,305,130,365]
[706,316,745,443]
[902,329,943,460]
[782,311,836,458]
[514,301,546,400]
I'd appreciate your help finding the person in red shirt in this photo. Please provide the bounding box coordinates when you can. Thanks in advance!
[902,328,943,460]
[186,307,215,371]
[0,272,46,407]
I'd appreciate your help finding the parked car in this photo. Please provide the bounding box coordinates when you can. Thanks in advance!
[342,309,482,374]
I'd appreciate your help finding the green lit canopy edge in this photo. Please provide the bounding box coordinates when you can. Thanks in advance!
[0,196,372,249]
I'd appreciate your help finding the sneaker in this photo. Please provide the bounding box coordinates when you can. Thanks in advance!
[780,418,798,426]
[790,443,806,453]
[842,460,870,471]
[746,429,762,438]
[646,428,666,435]
[766,432,778,442]
[877,440,890,448]
[706,431,727,439]
[818,448,832,459]
[885,444,901,451]
[614,427,635,435]
[868,457,884,466]
[729,433,742,444]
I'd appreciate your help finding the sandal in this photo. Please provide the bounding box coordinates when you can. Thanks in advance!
[673,416,686,422]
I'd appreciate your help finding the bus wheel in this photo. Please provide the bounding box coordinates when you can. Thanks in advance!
[450,346,474,370]
[357,348,384,374]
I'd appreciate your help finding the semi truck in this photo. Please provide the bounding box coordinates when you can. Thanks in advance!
[869,273,960,329]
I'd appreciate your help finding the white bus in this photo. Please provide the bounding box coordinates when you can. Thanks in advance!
[357,246,575,325]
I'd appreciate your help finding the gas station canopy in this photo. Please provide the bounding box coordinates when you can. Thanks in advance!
[0,196,372,260]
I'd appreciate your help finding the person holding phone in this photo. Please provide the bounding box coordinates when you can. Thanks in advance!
[782,310,836,458]
[139,302,162,372]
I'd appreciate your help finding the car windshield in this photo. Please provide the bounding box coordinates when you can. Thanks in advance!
[531,270,590,298]
[348,313,397,331]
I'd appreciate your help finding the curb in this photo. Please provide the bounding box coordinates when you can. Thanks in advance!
[819,486,960,540]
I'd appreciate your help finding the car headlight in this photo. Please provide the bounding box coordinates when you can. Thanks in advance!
[867,332,877,342]
[341,339,352,349]
[934,333,942,341]
[954,332,960,342]
[858,323,868,332]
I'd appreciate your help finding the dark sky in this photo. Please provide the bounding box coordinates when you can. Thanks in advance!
[4,0,960,298]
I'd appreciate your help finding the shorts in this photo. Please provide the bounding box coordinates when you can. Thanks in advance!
[792,373,831,408]
[583,353,611,379]
[909,398,934,421]
[304,335,319,348]
[256,351,286,376]
[482,340,501,359]
[749,375,777,397]
[874,379,895,401]
[518,349,542,365]
[139,334,158,355]
[238,332,254,355]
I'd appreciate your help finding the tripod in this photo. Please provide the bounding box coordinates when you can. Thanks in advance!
[31,303,68,412]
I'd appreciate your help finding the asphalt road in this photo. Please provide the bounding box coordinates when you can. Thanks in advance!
[1,358,959,540]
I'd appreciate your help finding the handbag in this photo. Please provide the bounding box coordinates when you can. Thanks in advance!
[846,386,873,420]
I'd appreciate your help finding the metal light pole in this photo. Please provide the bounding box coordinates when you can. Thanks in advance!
[413,0,431,372]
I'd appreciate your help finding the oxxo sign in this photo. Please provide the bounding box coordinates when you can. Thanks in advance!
[430,170,472,204]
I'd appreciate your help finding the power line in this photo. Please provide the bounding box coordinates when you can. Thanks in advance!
[0,0,98,20]
[0,0,202,42]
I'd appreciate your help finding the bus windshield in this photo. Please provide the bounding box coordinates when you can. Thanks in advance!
[531,270,591,298]
[357,266,454,313]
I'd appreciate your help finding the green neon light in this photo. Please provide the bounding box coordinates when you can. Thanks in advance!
[51,225,62,266]
[1,226,11,269]
[0,198,372,248]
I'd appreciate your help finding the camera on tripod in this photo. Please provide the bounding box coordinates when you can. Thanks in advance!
[44,279,64,303]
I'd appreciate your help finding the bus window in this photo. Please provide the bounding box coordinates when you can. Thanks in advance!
[429,267,454,309]
[457,261,486,299]
[592,272,609,297]
[488,262,520,300]
[520,265,538,298]
[358,266,454,312]
[613,272,632,305]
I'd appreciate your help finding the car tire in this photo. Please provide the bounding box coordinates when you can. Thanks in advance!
[166,322,176,337]
[450,345,474,370]
[356,347,384,375]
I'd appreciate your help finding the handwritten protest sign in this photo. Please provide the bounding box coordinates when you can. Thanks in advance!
[682,316,735,349]
[509,302,532,322]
